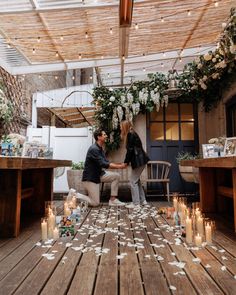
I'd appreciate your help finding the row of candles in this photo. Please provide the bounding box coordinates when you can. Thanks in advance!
[172,196,215,246]
[41,189,78,241]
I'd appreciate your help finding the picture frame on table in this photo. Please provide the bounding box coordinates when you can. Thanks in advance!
[223,137,236,157]
[202,144,218,158]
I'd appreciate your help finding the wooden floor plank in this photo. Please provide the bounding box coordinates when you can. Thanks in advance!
[14,211,91,295]
[0,202,235,295]
[119,208,144,295]
[192,248,236,295]
[93,206,118,295]
[129,207,171,295]
[0,223,40,281]
[67,207,110,295]
[144,209,197,295]
[159,215,225,295]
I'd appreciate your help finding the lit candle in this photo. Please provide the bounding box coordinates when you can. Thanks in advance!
[53,227,59,239]
[197,216,204,236]
[195,208,201,219]
[180,205,187,226]
[186,216,193,244]
[41,218,47,241]
[64,202,71,216]
[173,197,178,212]
[72,196,77,208]
[195,233,202,247]
[205,222,212,244]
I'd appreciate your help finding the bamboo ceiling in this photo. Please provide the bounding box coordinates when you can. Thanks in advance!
[0,0,234,82]
[0,0,234,127]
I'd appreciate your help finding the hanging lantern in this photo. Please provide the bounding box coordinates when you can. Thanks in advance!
[168,69,179,90]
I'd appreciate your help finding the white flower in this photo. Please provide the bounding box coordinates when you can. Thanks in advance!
[109,96,115,102]
[202,75,208,82]
[215,60,226,69]
[197,63,203,69]
[131,102,140,115]
[199,81,207,90]
[139,89,148,105]
[204,53,212,61]
[117,106,123,122]
[127,93,133,104]
[120,95,126,104]
[109,88,113,91]
[112,109,119,129]
[190,79,195,85]
[212,58,217,63]
[212,73,219,79]
[132,86,137,90]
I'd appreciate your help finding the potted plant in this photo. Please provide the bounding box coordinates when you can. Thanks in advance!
[176,152,199,183]
[67,161,86,194]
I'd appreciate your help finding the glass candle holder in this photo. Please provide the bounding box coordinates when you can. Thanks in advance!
[41,217,48,241]
[205,220,215,244]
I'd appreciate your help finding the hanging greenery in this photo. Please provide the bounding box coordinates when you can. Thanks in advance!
[0,84,13,124]
[93,8,236,152]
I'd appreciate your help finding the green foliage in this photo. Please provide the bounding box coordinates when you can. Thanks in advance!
[0,86,13,124]
[176,152,200,164]
[71,161,84,170]
[93,9,236,152]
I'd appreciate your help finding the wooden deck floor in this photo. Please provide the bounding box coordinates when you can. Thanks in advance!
[0,202,236,295]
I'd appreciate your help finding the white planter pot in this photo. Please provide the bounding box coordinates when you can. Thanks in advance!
[67,169,86,194]
[179,165,199,183]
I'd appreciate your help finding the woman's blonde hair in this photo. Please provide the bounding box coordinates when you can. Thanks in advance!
[120,120,133,144]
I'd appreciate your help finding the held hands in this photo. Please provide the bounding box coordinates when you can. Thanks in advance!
[120,163,128,169]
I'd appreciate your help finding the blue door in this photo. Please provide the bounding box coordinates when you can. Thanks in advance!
[147,102,198,193]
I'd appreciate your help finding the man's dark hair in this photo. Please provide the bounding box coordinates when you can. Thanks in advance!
[93,129,104,141]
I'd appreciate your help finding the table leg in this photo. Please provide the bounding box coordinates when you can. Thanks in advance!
[232,169,236,232]
[0,169,22,237]
[199,167,216,212]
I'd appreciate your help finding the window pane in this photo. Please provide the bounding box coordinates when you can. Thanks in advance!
[166,122,179,140]
[150,123,164,140]
[166,104,178,121]
[181,122,194,140]
[181,104,194,121]
[150,108,163,121]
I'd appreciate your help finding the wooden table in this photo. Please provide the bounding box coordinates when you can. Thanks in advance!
[0,157,71,237]
[180,156,236,231]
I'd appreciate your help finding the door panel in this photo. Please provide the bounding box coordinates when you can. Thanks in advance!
[147,102,198,193]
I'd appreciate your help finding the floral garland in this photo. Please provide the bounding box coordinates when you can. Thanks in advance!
[0,86,13,124]
[93,8,236,152]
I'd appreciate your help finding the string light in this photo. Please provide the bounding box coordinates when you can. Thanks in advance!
[107,73,110,78]
[122,55,125,61]
[110,28,113,35]
[101,55,104,59]
[161,63,164,68]
[55,51,59,57]
[179,57,182,62]
[142,53,146,57]
[161,17,164,23]
[55,75,58,80]
[143,67,146,72]
[135,23,139,30]
[89,75,93,80]
[7,43,11,48]
[163,52,166,57]
[37,37,41,43]
[85,32,88,38]
[214,1,219,7]
[79,53,82,59]
[72,76,75,80]
[38,74,42,79]
[60,36,64,41]
[187,10,191,16]
[32,48,36,54]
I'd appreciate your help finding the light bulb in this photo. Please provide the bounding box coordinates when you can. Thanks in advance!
[85,32,88,38]
[60,36,64,41]
[37,37,41,43]
[135,23,139,30]
[32,48,36,54]
[55,51,59,57]
[187,10,191,16]
[79,54,82,59]
[214,1,219,7]
[161,17,164,23]
[110,28,113,35]
[163,52,166,57]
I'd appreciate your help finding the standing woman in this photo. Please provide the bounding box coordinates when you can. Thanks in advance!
[120,120,150,208]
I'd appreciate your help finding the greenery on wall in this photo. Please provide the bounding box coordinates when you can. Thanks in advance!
[93,8,236,152]
[0,82,13,124]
